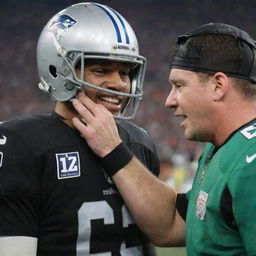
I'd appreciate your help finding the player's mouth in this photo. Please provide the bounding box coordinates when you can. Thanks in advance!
[175,114,188,127]
[180,117,188,127]
[98,95,123,112]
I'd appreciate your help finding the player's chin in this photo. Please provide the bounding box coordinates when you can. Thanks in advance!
[185,130,205,142]
[183,127,194,140]
[109,110,122,117]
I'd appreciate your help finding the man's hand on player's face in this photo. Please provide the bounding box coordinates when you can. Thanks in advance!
[72,92,122,157]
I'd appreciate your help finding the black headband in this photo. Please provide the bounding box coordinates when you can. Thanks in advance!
[171,23,256,83]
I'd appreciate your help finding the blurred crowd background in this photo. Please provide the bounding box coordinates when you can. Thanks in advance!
[2,0,256,193]
[1,0,256,202]
[1,0,256,255]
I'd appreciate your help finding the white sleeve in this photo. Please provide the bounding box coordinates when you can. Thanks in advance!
[0,236,37,256]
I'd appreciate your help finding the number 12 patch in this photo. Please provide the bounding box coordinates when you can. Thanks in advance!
[56,152,80,179]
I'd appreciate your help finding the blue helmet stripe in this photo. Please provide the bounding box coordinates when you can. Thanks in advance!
[111,8,130,44]
[93,3,122,43]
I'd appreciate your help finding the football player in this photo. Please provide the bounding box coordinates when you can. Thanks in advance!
[73,23,256,255]
[0,3,159,256]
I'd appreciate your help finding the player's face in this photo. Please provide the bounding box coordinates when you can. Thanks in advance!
[165,68,215,142]
[75,60,131,116]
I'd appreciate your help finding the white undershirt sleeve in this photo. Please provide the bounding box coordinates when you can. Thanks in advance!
[0,236,37,256]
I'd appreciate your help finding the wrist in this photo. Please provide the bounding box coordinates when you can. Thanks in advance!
[100,142,134,177]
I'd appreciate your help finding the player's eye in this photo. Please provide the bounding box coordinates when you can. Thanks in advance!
[92,68,108,74]
[119,70,130,77]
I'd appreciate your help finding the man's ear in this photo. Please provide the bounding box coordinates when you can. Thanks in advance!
[211,72,229,101]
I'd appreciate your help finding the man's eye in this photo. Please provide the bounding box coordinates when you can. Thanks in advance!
[94,69,106,74]
[120,71,130,76]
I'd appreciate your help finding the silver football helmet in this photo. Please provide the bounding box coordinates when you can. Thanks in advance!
[37,2,146,120]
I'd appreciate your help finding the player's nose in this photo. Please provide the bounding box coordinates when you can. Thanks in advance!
[165,88,178,108]
[105,72,129,92]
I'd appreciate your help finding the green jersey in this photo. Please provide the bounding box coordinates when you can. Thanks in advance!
[186,120,256,256]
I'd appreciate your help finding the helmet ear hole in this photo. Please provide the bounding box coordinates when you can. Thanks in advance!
[49,65,57,78]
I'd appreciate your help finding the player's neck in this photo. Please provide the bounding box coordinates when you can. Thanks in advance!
[213,101,256,146]
[54,101,78,128]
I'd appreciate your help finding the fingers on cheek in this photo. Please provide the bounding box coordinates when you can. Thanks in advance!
[73,101,88,118]
[95,104,111,118]
[74,121,89,139]
[76,93,94,108]
[73,99,93,118]
[72,117,84,130]
[72,117,79,128]
[72,99,81,111]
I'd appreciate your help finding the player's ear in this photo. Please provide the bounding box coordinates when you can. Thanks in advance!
[211,72,229,101]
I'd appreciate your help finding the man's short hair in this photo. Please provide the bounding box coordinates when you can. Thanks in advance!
[171,23,256,84]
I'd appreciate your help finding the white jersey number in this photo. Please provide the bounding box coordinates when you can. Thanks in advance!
[76,201,142,256]
[240,124,256,139]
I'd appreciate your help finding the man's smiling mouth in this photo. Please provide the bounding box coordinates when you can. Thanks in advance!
[99,96,121,105]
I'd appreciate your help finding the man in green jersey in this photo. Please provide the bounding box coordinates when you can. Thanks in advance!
[71,23,256,255]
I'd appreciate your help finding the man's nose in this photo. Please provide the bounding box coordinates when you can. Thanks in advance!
[105,72,127,91]
[165,89,178,108]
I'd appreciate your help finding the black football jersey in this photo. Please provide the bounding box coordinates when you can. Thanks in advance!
[0,113,159,256]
